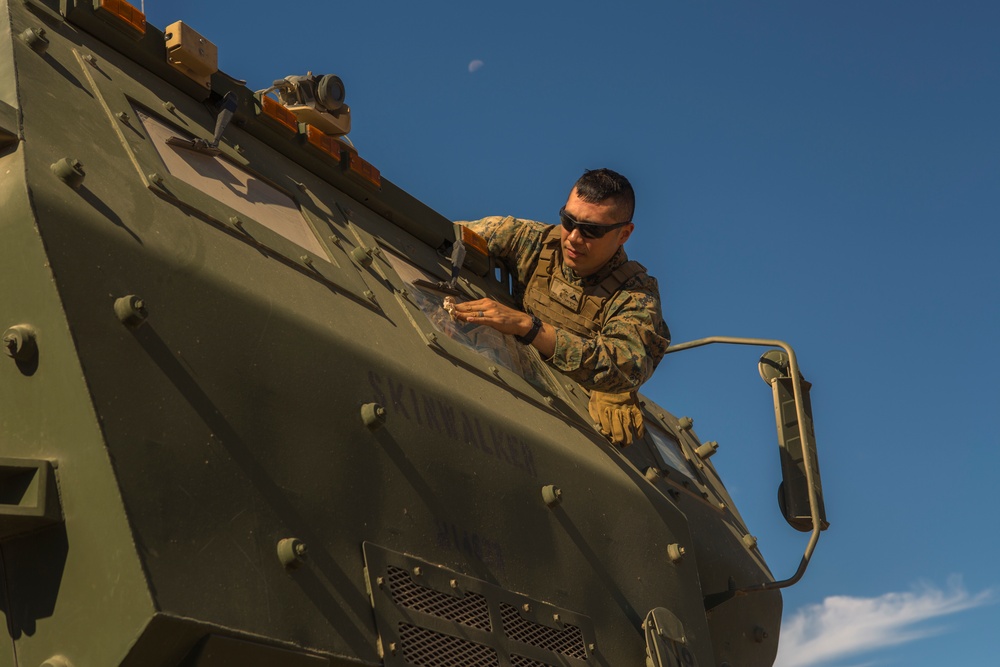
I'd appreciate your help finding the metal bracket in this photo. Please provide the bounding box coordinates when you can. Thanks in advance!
[0,458,62,541]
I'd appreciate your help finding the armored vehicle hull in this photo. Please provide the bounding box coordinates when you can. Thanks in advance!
[0,2,824,666]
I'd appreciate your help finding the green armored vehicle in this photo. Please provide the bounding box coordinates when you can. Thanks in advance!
[0,2,827,666]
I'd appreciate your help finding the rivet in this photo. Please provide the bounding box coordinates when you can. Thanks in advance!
[543,396,555,406]
[718,501,727,510]
[388,642,397,655]
[116,111,130,124]
[522,603,531,613]
[412,566,422,577]
[644,467,661,482]
[19,27,49,54]
[743,534,758,549]
[147,172,163,186]
[541,484,562,507]
[276,537,307,569]
[425,332,438,345]
[301,254,314,267]
[113,295,148,328]
[229,216,243,230]
[753,626,768,643]
[364,290,375,301]
[376,576,385,587]
[163,100,176,113]
[3,325,37,362]
[51,158,85,188]
[361,402,387,430]
[588,643,597,653]
[678,417,693,431]
[450,579,458,589]
[667,543,686,563]
[328,235,342,247]
[488,365,499,376]
[553,613,561,622]
[82,54,96,66]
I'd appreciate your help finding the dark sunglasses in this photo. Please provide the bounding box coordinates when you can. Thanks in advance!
[559,207,632,239]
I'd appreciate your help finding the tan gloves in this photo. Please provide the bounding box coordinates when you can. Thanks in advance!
[588,390,644,447]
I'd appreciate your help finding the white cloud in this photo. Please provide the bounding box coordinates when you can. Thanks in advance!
[774,577,993,667]
[468,59,484,73]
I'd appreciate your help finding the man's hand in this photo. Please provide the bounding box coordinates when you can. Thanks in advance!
[588,391,645,447]
[452,298,533,337]
[452,299,556,357]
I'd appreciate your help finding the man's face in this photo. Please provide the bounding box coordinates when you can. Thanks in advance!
[560,187,634,277]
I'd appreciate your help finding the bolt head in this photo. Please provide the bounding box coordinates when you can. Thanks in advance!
[3,325,37,362]
[276,538,307,569]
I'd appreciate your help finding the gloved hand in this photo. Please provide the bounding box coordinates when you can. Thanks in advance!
[588,390,645,447]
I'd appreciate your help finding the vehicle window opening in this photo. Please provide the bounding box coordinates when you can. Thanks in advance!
[646,422,698,481]
[384,251,559,396]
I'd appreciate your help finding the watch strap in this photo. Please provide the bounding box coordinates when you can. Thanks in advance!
[515,314,543,345]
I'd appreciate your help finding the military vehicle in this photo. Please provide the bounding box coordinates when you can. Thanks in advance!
[0,1,828,666]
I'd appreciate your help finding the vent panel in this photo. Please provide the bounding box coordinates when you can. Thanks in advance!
[388,566,491,631]
[365,543,595,667]
[399,623,499,667]
[501,603,587,659]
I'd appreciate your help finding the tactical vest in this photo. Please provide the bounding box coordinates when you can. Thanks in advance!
[521,227,647,338]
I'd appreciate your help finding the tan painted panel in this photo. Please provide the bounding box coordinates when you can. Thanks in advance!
[140,111,324,256]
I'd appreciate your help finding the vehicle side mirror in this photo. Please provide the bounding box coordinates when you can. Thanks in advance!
[760,351,828,532]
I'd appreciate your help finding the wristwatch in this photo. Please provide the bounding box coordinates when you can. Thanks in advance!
[515,314,543,345]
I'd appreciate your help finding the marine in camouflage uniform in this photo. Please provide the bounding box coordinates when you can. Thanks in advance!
[453,169,669,446]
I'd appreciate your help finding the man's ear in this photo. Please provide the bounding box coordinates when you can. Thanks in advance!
[618,223,634,244]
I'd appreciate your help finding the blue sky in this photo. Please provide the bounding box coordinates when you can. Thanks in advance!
[143,2,999,665]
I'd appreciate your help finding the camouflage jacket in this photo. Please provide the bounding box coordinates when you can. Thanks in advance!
[461,216,670,392]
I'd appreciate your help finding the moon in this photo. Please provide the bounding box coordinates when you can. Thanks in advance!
[468,59,484,73]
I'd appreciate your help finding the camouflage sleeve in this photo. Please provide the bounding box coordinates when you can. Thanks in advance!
[458,217,549,286]
[548,276,671,392]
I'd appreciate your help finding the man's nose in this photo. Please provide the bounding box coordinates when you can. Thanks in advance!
[567,228,585,243]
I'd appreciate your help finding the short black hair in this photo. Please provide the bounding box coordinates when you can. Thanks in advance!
[573,168,635,221]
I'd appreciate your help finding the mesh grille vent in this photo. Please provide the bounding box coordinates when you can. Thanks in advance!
[511,654,558,667]
[501,603,587,660]
[388,566,492,631]
[399,623,499,667]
